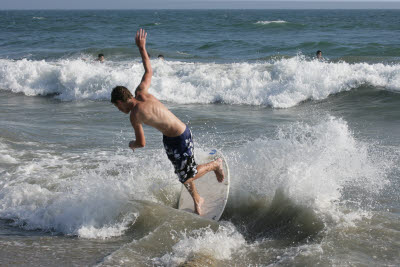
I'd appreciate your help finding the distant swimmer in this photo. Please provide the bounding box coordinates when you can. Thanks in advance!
[157,54,165,60]
[111,29,224,216]
[98,53,105,63]
[316,50,323,60]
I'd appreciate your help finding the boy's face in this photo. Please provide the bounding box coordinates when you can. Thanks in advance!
[114,101,130,114]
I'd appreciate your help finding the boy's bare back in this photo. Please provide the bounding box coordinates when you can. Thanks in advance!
[132,92,186,137]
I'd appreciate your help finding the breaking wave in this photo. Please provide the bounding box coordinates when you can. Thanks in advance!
[1,57,399,107]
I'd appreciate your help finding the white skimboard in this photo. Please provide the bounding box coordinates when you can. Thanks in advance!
[178,149,230,221]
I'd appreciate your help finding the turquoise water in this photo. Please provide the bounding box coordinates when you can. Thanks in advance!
[0,10,399,266]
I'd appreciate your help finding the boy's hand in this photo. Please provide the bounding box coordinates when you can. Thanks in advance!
[129,140,136,151]
[135,29,147,50]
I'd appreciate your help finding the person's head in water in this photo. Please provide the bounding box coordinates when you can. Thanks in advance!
[316,50,322,59]
[111,86,134,114]
[98,53,105,62]
[157,54,164,60]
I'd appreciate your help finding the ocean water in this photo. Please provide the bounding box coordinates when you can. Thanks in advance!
[0,9,399,266]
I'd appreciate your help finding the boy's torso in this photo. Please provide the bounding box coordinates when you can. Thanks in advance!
[133,92,186,137]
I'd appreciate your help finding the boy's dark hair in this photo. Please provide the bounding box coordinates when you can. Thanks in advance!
[98,53,104,58]
[316,50,322,55]
[111,86,133,104]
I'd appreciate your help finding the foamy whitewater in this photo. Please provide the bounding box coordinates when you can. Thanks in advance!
[255,20,288,24]
[1,57,400,107]
[1,9,399,267]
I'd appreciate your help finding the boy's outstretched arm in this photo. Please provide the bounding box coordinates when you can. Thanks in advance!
[129,111,146,151]
[135,29,153,95]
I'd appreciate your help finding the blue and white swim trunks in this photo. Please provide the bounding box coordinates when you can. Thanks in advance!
[163,125,198,184]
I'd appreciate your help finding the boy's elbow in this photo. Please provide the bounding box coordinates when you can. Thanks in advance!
[139,141,146,148]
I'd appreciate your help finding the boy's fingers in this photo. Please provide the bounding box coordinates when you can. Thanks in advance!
[135,29,147,42]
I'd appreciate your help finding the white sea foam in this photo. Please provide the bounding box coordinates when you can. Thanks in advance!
[0,144,177,238]
[228,116,391,223]
[0,142,21,172]
[0,154,18,164]
[77,212,137,239]
[255,20,288,24]
[155,223,246,265]
[0,115,393,238]
[1,57,399,108]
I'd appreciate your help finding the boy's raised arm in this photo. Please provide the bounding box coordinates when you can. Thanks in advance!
[135,29,153,95]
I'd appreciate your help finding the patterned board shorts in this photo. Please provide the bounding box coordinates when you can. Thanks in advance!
[163,125,198,184]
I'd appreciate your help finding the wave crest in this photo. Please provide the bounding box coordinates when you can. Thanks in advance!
[1,57,399,108]
[255,20,287,24]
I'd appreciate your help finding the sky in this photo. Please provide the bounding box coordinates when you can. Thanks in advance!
[1,0,400,10]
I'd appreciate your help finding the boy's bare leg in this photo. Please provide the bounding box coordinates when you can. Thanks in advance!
[186,158,225,184]
[184,181,204,215]
[183,158,225,215]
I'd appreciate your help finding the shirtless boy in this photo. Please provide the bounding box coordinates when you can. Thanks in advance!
[111,29,224,215]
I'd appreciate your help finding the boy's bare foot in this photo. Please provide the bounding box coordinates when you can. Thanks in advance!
[194,197,204,215]
[214,158,225,183]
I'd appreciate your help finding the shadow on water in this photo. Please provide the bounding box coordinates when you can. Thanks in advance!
[221,189,325,244]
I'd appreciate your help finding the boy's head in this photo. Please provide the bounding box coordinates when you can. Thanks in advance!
[316,50,322,58]
[111,86,134,113]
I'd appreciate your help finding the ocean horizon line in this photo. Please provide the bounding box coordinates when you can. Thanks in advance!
[2,1,400,10]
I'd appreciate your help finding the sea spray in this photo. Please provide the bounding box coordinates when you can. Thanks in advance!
[226,116,390,226]
[0,144,178,237]
[156,223,246,266]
